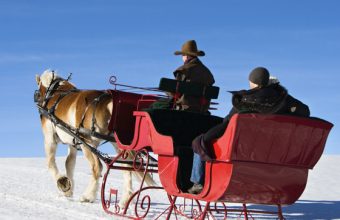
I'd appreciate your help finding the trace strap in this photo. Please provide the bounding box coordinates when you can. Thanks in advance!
[37,105,113,163]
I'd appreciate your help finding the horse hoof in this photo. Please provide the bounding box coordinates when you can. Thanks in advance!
[64,190,73,197]
[80,196,95,203]
[57,176,72,193]
[118,201,127,210]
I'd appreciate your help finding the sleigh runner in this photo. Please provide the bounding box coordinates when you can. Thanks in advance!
[105,110,332,219]
[35,71,333,220]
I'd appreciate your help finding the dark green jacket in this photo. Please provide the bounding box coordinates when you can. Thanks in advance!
[173,58,215,112]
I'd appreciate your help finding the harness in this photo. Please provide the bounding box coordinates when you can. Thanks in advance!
[37,105,112,163]
[34,75,114,163]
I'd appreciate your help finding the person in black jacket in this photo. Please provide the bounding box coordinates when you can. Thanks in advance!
[150,40,215,112]
[187,67,310,194]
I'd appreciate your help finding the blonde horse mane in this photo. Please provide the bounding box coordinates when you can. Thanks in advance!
[39,69,75,88]
[39,69,60,87]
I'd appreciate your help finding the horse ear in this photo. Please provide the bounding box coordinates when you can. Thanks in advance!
[35,74,40,85]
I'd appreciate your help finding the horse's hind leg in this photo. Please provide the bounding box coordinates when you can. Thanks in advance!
[119,168,133,208]
[80,146,101,203]
[110,144,133,208]
[58,145,77,197]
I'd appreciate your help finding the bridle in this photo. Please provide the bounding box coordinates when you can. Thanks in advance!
[34,72,71,109]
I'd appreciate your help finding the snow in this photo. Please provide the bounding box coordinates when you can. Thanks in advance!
[0,155,339,220]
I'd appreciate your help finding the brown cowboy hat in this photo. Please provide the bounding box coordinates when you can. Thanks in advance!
[174,40,205,56]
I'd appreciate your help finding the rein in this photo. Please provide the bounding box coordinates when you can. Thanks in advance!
[35,75,115,161]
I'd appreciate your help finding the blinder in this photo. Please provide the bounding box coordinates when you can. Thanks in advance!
[34,90,41,103]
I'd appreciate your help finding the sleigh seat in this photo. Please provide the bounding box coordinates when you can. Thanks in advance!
[157,113,333,205]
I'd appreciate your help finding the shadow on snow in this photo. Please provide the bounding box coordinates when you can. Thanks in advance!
[247,200,340,220]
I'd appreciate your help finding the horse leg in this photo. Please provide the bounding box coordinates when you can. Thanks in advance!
[118,150,156,208]
[59,145,77,197]
[119,165,133,208]
[80,146,101,203]
[109,143,133,208]
[44,139,62,187]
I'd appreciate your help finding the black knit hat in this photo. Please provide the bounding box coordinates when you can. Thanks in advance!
[248,67,270,86]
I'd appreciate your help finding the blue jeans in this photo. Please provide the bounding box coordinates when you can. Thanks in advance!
[190,153,205,184]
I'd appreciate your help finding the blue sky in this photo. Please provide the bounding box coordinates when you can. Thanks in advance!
[0,0,339,157]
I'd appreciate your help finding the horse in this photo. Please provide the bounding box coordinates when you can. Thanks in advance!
[34,70,155,205]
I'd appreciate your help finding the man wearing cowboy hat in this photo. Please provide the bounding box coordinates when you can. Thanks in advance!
[173,40,215,112]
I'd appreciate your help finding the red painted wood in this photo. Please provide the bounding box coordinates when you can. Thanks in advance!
[120,112,332,205]
[114,111,174,155]
[106,90,157,144]
[217,114,333,169]
[158,155,180,195]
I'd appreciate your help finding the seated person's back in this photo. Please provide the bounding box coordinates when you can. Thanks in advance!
[187,67,310,194]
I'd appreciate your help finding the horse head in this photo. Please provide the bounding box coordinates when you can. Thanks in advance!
[34,70,76,107]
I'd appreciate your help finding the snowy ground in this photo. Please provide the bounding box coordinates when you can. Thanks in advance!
[0,155,339,220]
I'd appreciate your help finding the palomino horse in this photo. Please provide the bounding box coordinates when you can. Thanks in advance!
[35,70,154,205]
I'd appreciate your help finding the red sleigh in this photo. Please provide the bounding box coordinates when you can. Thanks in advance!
[100,78,333,219]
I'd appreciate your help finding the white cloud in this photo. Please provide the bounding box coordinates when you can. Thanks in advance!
[0,54,43,63]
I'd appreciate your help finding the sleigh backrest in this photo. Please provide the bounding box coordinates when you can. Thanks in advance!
[214,114,333,169]
[159,78,219,99]
[159,78,219,111]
